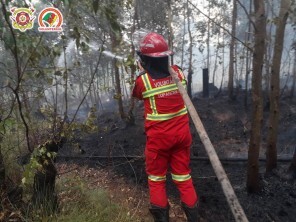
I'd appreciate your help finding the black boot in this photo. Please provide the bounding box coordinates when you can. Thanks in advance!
[149,205,169,222]
[182,202,198,222]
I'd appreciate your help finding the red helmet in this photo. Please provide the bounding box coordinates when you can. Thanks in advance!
[139,32,173,57]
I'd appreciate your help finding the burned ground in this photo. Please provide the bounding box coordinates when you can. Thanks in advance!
[58,92,296,222]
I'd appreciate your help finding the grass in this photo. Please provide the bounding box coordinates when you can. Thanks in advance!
[26,175,138,222]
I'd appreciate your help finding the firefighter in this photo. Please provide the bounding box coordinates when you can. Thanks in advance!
[132,32,199,222]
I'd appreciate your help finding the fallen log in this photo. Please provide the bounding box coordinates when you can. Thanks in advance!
[169,66,249,222]
[57,155,293,163]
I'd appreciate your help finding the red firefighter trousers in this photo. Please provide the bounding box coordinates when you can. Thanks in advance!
[145,129,198,208]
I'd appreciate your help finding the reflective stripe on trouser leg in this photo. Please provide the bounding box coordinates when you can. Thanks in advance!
[148,178,168,208]
[171,173,191,182]
[172,176,198,207]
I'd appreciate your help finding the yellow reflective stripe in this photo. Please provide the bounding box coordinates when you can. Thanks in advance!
[141,74,150,90]
[142,74,158,115]
[147,107,187,121]
[150,97,157,114]
[171,173,191,182]
[179,69,185,79]
[148,175,166,182]
[142,80,187,98]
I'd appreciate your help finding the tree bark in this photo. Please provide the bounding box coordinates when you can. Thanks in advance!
[32,140,64,213]
[206,1,211,70]
[113,58,125,119]
[181,3,186,68]
[212,31,221,86]
[167,0,174,65]
[244,0,252,109]
[228,0,237,100]
[0,141,5,189]
[247,0,266,193]
[266,0,291,172]
[186,0,193,98]
[63,41,69,122]
[290,45,296,98]
[288,147,296,178]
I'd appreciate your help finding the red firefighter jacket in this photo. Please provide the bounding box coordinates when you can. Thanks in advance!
[132,65,189,137]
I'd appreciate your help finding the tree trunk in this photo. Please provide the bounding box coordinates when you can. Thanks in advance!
[186,0,193,98]
[247,0,266,193]
[0,120,4,188]
[0,145,5,189]
[113,58,126,119]
[244,0,252,109]
[32,140,62,213]
[266,0,291,172]
[290,46,296,98]
[181,3,186,68]
[203,68,209,98]
[212,31,221,86]
[63,42,68,122]
[126,1,138,126]
[228,0,237,100]
[206,2,210,70]
[288,147,296,178]
[167,0,174,64]
[108,4,125,120]
[264,0,274,95]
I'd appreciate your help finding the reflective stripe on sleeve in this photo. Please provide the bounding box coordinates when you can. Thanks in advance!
[171,173,191,182]
[148,175,166,182]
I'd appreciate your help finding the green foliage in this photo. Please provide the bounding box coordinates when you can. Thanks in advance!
[0,118,16,134]
[22,143,57,186]
[85,106,98,132]
[124,54,135,69]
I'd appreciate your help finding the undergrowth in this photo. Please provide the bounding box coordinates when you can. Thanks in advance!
[26,175,137,222]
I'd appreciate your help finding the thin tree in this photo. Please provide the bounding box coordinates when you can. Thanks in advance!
[0,130,4,189]
[247,0,266,193]
[228,0,237,100]
[266,0,292,172]
[186,0,193,98]
[206,1,211,71]
[181,3,186,68]
[62,40,69,122]
[290,42,296,98]
[244,0,252,109]
[106,3,126,119]
[167,0,174,64]
[288,147,296,178]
